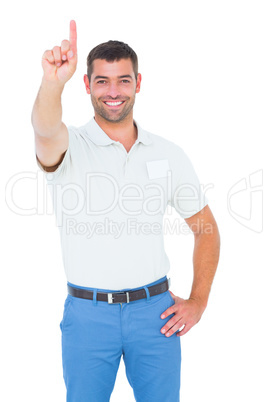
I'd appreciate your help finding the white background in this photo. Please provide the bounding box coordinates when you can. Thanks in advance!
[1,0,267,401]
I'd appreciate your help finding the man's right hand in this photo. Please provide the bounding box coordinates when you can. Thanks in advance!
[41,20,77,85]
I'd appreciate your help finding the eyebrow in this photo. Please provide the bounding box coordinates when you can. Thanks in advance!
[94,75,133,81]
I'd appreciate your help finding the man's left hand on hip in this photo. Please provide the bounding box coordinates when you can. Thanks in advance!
[160,290,206,337]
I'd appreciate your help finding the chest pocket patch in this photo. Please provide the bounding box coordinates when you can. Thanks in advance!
[146,159,170,179]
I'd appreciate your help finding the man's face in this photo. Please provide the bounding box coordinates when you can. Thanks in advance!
[84,58,141,123]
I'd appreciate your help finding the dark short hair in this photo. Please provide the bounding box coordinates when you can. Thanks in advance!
[86,40,138,83]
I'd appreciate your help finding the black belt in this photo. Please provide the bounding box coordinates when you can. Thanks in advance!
[67,278,170,304]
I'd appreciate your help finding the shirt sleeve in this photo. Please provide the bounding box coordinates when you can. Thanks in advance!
[168,148,209,218]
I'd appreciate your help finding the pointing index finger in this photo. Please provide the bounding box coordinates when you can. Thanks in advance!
[69,20,77,55]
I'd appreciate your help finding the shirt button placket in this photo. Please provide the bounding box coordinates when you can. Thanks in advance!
[124,155,129,177]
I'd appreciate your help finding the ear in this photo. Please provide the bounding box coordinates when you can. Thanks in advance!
[135,73,142,93]
[84,74,91,94]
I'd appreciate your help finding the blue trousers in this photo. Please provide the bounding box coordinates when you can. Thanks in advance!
[60,276,181,401]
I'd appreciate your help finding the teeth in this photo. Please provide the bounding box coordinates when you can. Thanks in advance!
[105,101,123,106]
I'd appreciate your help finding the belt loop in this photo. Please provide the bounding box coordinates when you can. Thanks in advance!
[143,286,151,302]
[93,289,97,306]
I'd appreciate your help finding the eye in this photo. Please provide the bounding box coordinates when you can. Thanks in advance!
[97,80,106,84]
[121,80,130,83]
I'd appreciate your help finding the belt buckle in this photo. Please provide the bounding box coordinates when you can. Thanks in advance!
[108,291,130,304]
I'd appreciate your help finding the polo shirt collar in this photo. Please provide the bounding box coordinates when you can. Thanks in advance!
[85,117,152,146]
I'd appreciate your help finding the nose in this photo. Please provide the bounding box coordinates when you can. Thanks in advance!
[106,82,121,99]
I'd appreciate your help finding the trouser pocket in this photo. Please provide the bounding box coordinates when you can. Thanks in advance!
[60,295,73,332]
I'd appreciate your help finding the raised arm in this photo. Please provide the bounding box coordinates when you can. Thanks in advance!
[31,20,77,172]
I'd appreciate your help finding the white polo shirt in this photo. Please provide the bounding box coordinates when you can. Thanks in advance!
[36,117,208,290]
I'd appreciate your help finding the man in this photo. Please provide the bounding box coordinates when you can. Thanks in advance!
[31,20,220,402]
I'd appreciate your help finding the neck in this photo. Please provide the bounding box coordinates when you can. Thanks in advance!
[94,113,137,144]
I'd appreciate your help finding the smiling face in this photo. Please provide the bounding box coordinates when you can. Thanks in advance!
[84,58,141,123]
